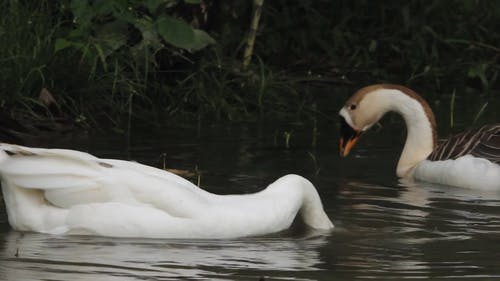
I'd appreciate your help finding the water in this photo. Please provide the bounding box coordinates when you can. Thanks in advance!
[1,115,500,280]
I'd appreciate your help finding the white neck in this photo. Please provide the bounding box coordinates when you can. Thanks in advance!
[211,175,333,234]
[374,90,435,177]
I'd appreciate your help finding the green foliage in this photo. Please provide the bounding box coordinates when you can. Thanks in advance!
[257,0,500,92]
[57,0,214,57]
[0,0,216,126]
[0,0,499,130]
[0,1,58,114]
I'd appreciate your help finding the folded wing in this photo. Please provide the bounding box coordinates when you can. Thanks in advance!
[428,123,500,164]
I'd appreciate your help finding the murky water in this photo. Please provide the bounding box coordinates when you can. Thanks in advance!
[1,95,499,280]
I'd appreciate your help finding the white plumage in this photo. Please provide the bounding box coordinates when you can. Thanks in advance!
[0,143,333,239]
[414,155,500,190]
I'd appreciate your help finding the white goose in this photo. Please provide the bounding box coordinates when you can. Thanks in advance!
[0,143,333,239]
[339,84,500,190]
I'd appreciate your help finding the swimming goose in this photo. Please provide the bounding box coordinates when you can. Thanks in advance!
[0,143,333,239]
[339,84,500,190]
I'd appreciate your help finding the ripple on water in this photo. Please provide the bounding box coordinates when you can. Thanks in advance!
[1,122,500,280]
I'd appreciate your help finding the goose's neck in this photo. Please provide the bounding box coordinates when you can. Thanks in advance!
[381,90,437,177]
[215,175,333,230]
[292,176,334,229]
[277,175,333,229]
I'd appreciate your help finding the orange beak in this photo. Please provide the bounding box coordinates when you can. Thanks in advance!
[339,116,362,157]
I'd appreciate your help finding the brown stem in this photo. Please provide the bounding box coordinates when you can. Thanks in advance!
[242,0,264,70]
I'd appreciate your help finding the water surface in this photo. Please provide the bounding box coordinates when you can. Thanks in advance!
[1,110,500,280]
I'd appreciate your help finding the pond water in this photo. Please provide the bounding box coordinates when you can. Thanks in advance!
[1,93,499,280]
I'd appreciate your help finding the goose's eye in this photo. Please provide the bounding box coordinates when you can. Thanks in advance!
[349,104,357,110]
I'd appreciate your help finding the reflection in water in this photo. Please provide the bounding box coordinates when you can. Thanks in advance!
[1,119,500,280]
[333,178,500,279]
[0,231,329,281]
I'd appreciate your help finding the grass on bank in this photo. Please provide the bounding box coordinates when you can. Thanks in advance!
[0,0,499,135]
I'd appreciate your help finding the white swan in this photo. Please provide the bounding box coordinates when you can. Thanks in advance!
[339,84,500,190]
[0,143,333,239]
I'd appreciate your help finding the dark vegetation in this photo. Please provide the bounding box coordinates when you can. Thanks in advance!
[1,0,499,132]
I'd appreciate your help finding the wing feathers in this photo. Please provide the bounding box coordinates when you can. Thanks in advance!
[428,124,500,164]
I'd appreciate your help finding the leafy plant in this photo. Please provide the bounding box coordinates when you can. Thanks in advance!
[55,0,215,61]
[1,0,499,131]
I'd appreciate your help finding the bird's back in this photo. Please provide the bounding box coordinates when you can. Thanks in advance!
[428,123,500,164]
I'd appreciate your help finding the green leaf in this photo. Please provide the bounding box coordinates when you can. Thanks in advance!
[95,21,128,56]
[54,38,84,53]
[130,18,163,61]
[185,29,216,51]
[70,0,93,26]
[145,0,165,13]
[54,38,73,52]
[134,18,156,42]
[93,0,116,14]
[156,15,195,50]
[115,10,137,24]
[132,18,163,51]
[184,0,201,4]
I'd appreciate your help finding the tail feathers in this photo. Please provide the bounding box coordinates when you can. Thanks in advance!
[0,143,110,209]
[0,143,103,190]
